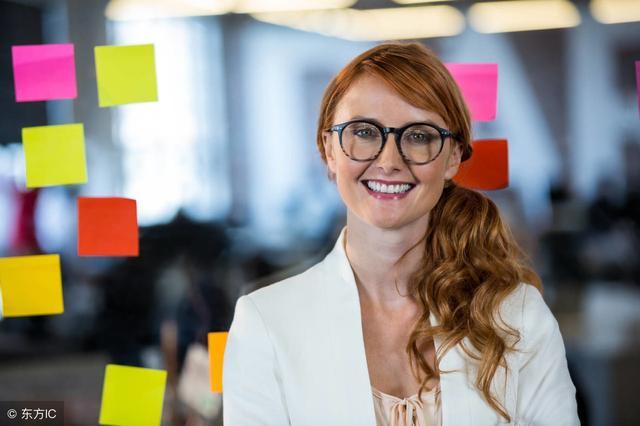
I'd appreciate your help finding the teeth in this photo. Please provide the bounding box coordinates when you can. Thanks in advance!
[366,181,412,194]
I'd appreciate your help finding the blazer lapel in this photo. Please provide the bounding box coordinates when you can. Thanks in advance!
[430,306,473,425]
[319,229,377,425]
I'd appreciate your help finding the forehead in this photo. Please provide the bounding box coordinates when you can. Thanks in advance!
[334,73,445,127]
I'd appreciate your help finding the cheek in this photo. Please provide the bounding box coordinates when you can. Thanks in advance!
[418,168,444,185]
[412,164,448,204]
[334,156,366,184]
[415,156,450,184]
[334,160,370,205]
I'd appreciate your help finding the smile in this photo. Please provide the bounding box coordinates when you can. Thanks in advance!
[362,180,415,198]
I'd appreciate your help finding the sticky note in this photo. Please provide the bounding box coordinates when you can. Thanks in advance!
[0,254,64,317]
[99,364,167,426]
[636,61,639,116]
[453,139,508,190]
[78,197,139,256]
[208,332,228,393]
[446,63,498,121]
[95,44,158,107]
[11,44,77,102]
[22,123,87,188]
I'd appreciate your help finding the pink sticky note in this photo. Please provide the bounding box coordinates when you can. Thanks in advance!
[446,63,498,122]
[11,44,77,102]
[636,61,640,117]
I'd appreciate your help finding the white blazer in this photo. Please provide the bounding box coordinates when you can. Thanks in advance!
[223,230,579,425]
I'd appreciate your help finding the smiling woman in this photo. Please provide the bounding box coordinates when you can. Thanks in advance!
[222,42,580,426]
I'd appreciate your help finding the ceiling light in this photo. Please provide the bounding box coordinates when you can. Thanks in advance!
[252,5,465,41]
[391,0,453,4]
[590,0,640,24]
[105,0,234,21]
[468,0,581,33]
[106,0,357,21]
[234,0,355,14]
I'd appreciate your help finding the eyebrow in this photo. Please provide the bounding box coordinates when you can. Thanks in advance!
[348,116,440,128]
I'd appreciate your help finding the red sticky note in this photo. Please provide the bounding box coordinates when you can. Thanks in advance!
[636,61,639,116]
[446,63,498,121]
[453,139,508,190]
[78,197,138,256]
[12,44,77,102]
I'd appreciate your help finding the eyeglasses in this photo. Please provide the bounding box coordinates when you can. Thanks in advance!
[328,119,459,165]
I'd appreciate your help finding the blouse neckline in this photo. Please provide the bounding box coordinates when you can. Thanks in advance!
[372,384,439,402]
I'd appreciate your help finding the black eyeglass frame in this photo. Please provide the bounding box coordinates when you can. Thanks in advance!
[328,119,460,165]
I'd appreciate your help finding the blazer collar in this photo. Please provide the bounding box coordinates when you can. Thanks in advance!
[322,227,472,425]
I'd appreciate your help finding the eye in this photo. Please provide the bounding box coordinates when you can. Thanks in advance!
[409,132,426,141]
[349,124,379,139]
[354,128,375,137]
[405,131,436,144]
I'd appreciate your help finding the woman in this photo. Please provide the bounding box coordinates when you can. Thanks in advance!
[223,43,579,426]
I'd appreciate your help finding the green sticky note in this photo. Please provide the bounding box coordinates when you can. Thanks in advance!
[99,364,167,426]
[22,123,87,188]
[95,44,158,107]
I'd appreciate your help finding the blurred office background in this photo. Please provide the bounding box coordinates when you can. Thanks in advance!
[0,0,639,424]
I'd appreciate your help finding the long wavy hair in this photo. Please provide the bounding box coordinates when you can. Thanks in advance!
[316,42,542,422]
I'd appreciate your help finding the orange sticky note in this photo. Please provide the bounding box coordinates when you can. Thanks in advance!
[453,139,508,190]
[208,332,228,393]
[0,254,64,317]
[77,197,138,256]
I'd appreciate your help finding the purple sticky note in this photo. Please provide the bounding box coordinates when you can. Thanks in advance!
[11,44,77,102]
[446,63,498,122]
[636,61,640,117]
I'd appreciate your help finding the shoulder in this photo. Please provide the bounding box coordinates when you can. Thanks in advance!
[498,282,561,357]
[497,282,551,327]
[519,283,562,354]
[238,255,334,328]
[226,260,328,344]
[229,251,347,361]
[246,258,327,308]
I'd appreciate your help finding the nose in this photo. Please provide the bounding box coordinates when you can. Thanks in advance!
[373,132,405,173]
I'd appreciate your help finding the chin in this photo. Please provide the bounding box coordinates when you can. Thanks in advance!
[364,209,431,232]
[364,214,412,230]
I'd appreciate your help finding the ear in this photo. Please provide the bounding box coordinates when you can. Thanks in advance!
[444,141,462,180]
[323,131,337,178]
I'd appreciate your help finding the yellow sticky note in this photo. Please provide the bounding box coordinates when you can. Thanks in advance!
[0,254,64,317]
[95,44,158,107]
[99,364,167,426]
[22,123,87,188]
[208,331,228,393]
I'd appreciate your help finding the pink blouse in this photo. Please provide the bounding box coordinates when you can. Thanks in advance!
[372,384,442,426]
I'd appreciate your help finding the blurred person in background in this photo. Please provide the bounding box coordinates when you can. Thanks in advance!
[223,43,579,426]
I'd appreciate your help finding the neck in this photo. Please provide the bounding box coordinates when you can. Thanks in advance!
[344,212,428,310]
